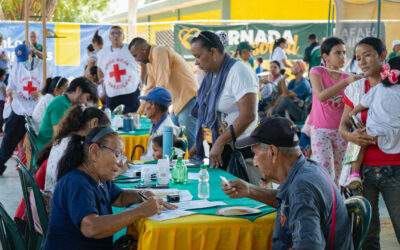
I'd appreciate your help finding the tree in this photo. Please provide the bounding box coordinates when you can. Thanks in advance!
[0,0,113,22]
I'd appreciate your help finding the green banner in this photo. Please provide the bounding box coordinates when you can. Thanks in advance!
[174,23,326,61]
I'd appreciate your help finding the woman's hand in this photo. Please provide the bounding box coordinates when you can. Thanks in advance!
[209,141,224,168]
[142,190,178,211]
[135,197,162,216]
[188,145,196,159]
[348,128,376,146]
[345,74,363,86]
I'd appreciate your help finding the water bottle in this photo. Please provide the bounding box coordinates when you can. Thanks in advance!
[171,151,188,184]
[104,108,112,121]
[157,156,170,185]
[163,126,173,158]
[198,165,210,199]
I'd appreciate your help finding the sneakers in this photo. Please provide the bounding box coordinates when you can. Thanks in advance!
[344,171,362,190]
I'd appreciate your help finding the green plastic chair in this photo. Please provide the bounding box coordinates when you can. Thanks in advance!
[24,123,39,175]
[345,196,372,250]
[0,202,26,250]
[15,157,48,250]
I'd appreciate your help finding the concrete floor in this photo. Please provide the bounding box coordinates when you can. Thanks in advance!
[0,148,398,249]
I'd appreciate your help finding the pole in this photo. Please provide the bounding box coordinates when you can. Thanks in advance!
[42,0,47,85]
[331,3,335,36]
[327,0,332,37]
[377,0,382,38]
[128,0,138,42]
[25,0,29,44]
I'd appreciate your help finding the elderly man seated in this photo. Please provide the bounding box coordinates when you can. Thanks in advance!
[222,116,353,250]
[139,87,179,160]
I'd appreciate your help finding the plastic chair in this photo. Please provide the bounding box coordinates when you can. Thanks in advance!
[15,157,48,250]
[24,123,39,175]
[345,196,372,250]
[0,202,26,250]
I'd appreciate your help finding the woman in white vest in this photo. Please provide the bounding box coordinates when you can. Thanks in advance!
[0,44,52,175]
[97,26,141,114]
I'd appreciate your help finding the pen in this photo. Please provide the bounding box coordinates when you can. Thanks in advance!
[138,191,148,201]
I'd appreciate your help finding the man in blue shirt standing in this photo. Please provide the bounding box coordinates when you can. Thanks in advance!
[269,61,312,121]
[222,117,353,250]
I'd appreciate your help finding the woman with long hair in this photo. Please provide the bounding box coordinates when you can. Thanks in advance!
[339,37,400,249]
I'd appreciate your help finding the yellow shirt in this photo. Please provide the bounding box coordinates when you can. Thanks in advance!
[143,45,198,115]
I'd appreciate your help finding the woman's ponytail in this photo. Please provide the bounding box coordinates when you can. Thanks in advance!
[57,134,86,180]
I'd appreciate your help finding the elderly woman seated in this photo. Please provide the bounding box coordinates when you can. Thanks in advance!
[43,126,176,250]
[138,87,180,160]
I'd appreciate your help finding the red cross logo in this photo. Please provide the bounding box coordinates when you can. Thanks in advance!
[109,64,126,83]
[23,81,37,95]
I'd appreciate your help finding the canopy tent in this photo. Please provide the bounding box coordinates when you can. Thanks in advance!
[334,0,400,57]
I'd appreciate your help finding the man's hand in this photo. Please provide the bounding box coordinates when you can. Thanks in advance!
[221,178,251,199]
[30,91,40,100]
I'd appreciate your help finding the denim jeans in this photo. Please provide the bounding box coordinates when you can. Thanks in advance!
[171,97,197,150]
[273,97,302,121]
[360,165,400,249]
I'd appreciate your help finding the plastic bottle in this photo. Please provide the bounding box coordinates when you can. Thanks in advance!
[104,108,112,121]
[171,148,188,184]
[157,155,170,185]
[198,164,210,199]
[163,126,173,158]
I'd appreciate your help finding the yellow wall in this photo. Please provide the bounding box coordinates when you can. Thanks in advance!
[231,0,332,20]
[180,9,221,20]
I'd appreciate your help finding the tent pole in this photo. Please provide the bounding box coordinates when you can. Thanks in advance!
[327,0,332,37]
[331,3,335,36]
[377,0,381,38]
[42,0,47,84]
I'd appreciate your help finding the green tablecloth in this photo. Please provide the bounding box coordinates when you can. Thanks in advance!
[113,167,276,240]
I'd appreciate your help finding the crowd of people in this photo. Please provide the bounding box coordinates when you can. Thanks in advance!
[0,25,399,250]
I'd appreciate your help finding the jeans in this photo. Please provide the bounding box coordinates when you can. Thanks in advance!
[171,97,197,150]
[360,165,400,249]
[0,111,26,175]
[273,97,302,121]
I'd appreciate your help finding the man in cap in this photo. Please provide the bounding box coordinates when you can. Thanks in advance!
[222,116,353,249]
[388,40,400,60]
[0,44,52,175]
[0,33,9,85]
[236,41,255,68]
[138,87,179,160]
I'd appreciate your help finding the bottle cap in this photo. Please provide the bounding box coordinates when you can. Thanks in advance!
[200,164,207,169]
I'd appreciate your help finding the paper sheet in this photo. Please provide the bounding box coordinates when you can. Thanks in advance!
[175,200,226,210]
[148,210,197,221]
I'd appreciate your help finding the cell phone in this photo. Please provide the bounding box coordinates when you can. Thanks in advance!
[349,115,364,129]
[220,176,230,186]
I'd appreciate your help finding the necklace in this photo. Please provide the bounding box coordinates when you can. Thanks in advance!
[82,162,104,189]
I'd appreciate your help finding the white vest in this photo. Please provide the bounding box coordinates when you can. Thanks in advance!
[97,45,140,98]
[7,58,50,116]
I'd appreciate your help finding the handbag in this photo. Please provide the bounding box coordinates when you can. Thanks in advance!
[215,112,250,181]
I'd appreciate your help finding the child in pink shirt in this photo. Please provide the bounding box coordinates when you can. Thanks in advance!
[309,37,362,183]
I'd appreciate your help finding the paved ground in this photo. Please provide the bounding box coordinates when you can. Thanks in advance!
[0,153,398,249]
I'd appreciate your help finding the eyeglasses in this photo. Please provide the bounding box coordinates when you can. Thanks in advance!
[98,144,127,164]
[110,31,123,37]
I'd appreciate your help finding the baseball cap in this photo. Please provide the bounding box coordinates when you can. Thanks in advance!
[393,40,400,48]
[138,87,172,106]
[235,116,299,149]
[237,41,254,52]
[15,44,30,62]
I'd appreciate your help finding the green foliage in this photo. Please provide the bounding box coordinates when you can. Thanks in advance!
[52,0,113,23]
[0,0,116,23]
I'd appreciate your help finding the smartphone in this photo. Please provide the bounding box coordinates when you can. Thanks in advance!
[351,115,364,129]
[220,176,230,186]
